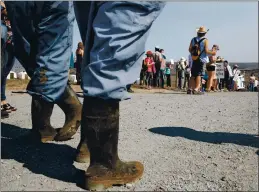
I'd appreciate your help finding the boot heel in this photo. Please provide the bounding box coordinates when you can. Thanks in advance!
[75,153,90,163]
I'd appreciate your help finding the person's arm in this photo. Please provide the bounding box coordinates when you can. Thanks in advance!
[81,49,84,56]
[204,39,216,55]
[188,40,193,53]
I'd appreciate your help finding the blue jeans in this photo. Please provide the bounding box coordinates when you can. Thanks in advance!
[5,1,75,102]
[1,22,16,101]
[74,1,165,100]
[249,83,255,92]
[1,44,15,101]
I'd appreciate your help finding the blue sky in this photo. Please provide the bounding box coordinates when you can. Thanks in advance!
[72,2,258,63]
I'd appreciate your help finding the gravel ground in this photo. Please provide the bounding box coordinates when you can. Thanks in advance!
[1,90,258,191]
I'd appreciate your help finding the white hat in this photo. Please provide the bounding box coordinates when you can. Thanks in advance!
[170,59,174,64]
[180,57,186,61]
[155,45,160,49]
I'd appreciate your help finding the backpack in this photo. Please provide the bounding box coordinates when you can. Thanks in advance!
[190,37,206,61]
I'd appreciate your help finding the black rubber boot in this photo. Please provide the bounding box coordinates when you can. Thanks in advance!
[82,96,144,191]
[31,96,57,143]
[54,84,82,141]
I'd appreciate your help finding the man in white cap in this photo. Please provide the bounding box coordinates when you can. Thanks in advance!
[188,26,216,95]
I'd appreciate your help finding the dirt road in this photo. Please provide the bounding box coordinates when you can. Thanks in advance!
[1,90,258,191]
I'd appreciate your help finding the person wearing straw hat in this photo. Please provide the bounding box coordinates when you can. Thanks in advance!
[188,26,217,95]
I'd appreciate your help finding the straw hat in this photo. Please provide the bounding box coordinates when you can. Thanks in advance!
[196,26,209,34]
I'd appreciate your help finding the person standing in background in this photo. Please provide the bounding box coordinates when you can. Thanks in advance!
[177,57,186,90]
[188,26,216,95]
[1,1,17,118]
[232,64,240,91]
[206,45,219,92]
[184,58,191,90]
[165,59,174,88]
[153,46,162,87]
[249,73,256,92]
[159,49,166,88]
[75,42,84,85]
[187,54,193,93]
[222,60,233,91]
[145,50,156,90]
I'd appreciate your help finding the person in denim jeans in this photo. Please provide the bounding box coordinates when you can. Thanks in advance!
[6,1,82,142]
[249,73,256,92]
[1,3,16,118]
[73,2,165,190]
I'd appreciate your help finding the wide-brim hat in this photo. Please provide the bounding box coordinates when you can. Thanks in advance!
[196,26,209,34]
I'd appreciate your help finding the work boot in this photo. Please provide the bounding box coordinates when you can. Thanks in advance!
[55,84,82,141]
[31,96,57,143]
[82,96,144,191]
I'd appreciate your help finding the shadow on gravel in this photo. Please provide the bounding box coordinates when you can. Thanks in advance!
[149,127,259,149]
[1,123,85,187]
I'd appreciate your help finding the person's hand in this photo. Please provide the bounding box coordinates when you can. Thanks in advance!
[212,51,217,56]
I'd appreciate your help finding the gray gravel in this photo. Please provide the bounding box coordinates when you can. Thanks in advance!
[1,91,258,191]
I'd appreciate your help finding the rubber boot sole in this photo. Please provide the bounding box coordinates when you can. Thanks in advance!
[54,120,80,141]
[85,163,144,191]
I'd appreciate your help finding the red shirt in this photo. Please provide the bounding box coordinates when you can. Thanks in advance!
[145,57,155,73]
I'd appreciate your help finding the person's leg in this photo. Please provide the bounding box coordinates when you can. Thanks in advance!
[166,74,170,87]
[6,2,81,142]
[1,43,17,112]
[207,71,212,91]
[161,70,165,88]
[75,1,165,190]
[156,71,160,87]
[183,74,187,89]
[127,84,134,93]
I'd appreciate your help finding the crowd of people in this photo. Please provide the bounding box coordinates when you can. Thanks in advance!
[139,47,174,89]
[139,26,258,94]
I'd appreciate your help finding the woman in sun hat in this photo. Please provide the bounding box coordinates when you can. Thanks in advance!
[188,26,216,95]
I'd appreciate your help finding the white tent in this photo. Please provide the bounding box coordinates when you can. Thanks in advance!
[7,71,17,79]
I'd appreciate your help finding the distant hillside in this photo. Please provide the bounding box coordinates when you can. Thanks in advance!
[11,59,258,73]
[229,62,258,70]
